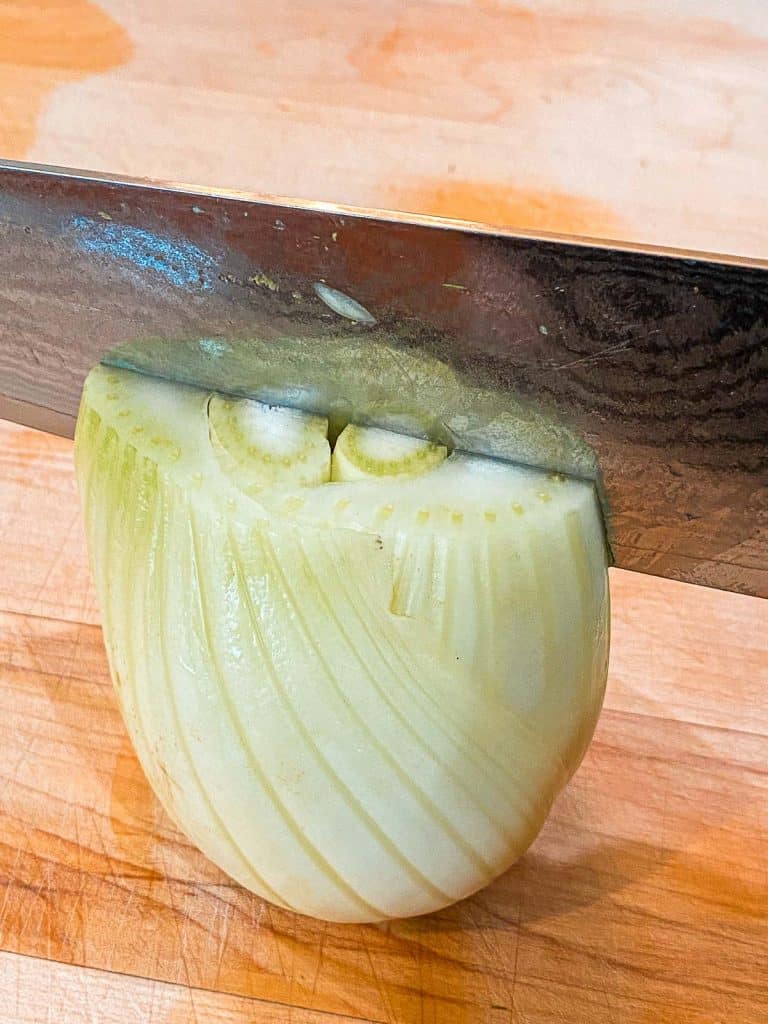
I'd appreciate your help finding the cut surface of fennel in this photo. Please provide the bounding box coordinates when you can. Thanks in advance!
[75,365,610,923]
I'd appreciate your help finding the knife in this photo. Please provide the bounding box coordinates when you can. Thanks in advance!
[0,160,765,597]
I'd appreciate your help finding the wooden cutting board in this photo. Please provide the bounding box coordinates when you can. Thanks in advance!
[1,424,766,1023]
[1,2,767,1021]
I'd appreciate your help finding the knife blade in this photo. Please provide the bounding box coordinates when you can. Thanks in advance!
[0,160,765,596]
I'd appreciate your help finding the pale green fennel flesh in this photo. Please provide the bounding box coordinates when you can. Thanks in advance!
[75,364,610,923]
[332,423,447,481]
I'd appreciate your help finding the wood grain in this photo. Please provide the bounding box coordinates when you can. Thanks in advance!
[0,951,369,1023]
[0,1,767,257]
[0,419,766,1023]
[0,0,131,156]
[0,421,97,626]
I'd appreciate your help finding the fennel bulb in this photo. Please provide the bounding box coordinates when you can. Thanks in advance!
[75,365,609,922]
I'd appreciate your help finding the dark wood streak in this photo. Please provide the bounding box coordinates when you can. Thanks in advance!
[0,164,765,595]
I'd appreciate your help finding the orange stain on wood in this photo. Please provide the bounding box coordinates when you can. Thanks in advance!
[391,179,622,237]
[0,0,131,157]
[350,3,765,236]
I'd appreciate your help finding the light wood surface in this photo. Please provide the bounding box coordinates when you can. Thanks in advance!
[1,0,767,257]
[1,2,767,1021]
[0,950,369,1024]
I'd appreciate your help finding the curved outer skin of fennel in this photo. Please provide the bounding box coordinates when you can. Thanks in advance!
[76,365,610,923]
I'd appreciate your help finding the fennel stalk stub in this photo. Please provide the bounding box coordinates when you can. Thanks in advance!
[75,364,610,923]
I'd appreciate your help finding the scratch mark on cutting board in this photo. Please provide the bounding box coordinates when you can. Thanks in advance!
[360,926,396,1024]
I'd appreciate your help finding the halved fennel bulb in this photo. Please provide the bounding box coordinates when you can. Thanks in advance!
[75,365,609,923]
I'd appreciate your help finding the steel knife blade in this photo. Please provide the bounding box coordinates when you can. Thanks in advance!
[0,159,765,596]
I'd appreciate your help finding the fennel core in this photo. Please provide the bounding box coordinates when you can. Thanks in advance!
[75,365,610,923]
